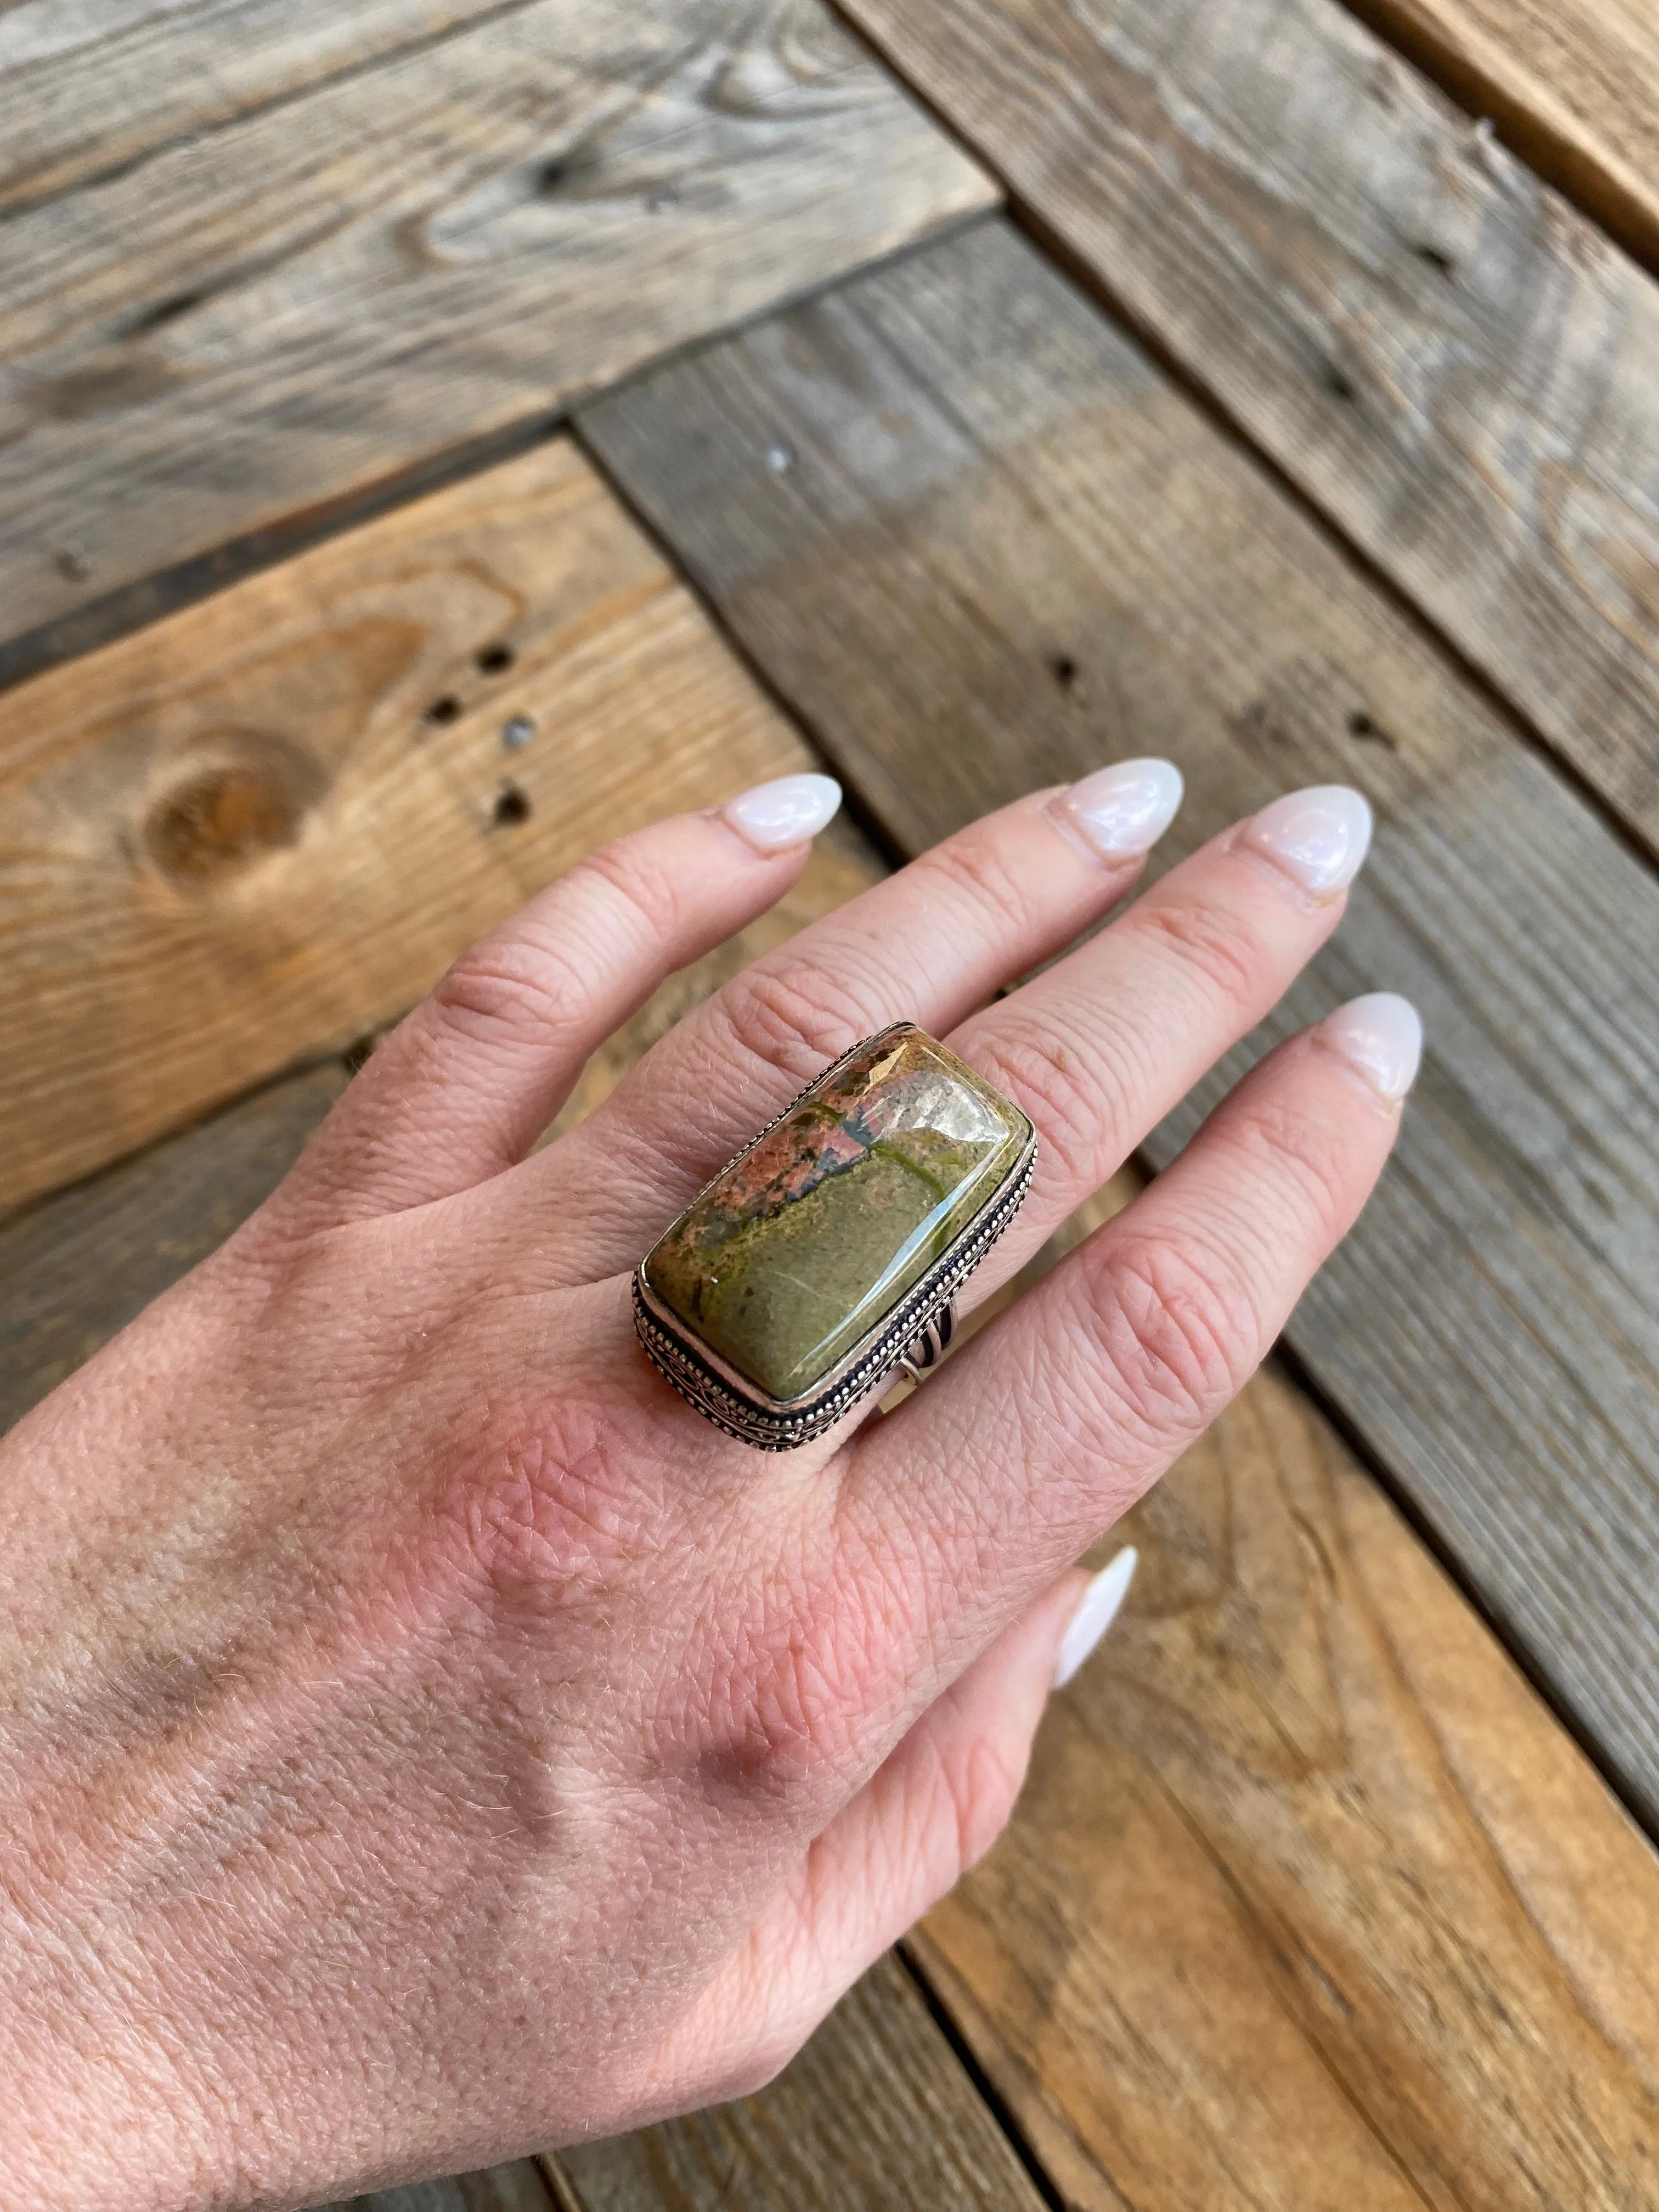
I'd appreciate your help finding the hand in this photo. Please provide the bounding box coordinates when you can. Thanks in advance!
[0,762,1415,2210]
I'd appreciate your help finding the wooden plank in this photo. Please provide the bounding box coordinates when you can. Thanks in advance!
[318,2155,556,2211]
[0,433,828,1218]
[1340,0,1659,275]
[0,1062,348,1434]
[0,818,882,1426]
[0,2,509,216]
[833,0,1659,857]
[916,1186,1659,2209]
[0,0,994,663]
[577,215,1659,1825]
[548,1954,1049,2212]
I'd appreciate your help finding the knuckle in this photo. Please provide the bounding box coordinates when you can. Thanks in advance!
[438,1379,665,1606]
[920,827,1047,946]
[713,962,873,1085]
[1086,1233,1260,1443]
[1131,891,1266,1013]
[679,1539,907,1811]
[928,1729,1025,1879]
[430,933,590,1052]
[1231,1088,1353,1239]
[979,1025,1121,1186]
[574,837,687,951]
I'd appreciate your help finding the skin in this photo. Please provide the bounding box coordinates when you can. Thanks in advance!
[0,783,1406,2210]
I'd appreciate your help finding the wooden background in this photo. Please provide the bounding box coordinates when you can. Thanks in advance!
[4,0,1659,2204]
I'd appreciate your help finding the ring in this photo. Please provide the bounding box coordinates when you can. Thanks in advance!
[634,1022,1036,1449]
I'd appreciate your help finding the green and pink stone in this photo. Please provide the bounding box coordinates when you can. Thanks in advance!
[642,1025,1032,1406]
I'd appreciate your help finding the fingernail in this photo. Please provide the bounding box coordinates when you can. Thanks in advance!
[1054,1548,1138,1688]
[1060,758,1184,860]
[721,772,842,854]
[1318,992,1423,1102]
[1239,785,1373,896]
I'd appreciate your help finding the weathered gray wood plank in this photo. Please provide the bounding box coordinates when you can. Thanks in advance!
[578,215,1659,1826]
[0,1061,348,1435]
[0,0,993,666]
[0,1,512,216]
[1340,0,1659,276]
[834,0,1659,858]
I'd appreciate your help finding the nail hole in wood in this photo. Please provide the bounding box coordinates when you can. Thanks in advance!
[1324,362,1358,402]
[537,156,573,195]
[1347,709,1397,749]
[1048,652,1080,692]
[425,695,462,726]
[128,288,207,336]
[476,642,515,674]
[1413,242,1457,278]
[493,781,532,827]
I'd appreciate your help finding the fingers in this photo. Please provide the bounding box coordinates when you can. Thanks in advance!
[844,994,1420,1648]
[535,761,1186,1273]
[278,777,843,1222]
[641,1556,1136,2113]
[938,784,1375,1300]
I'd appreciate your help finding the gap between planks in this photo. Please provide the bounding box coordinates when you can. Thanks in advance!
[575,213,1659,1842]
[0,0,995,664]
[830,0,1659,870]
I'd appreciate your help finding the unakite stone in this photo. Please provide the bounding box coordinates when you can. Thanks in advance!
[644,1026,1030,1404]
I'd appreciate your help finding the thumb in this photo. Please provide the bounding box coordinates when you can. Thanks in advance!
[644,1550,1138,2113]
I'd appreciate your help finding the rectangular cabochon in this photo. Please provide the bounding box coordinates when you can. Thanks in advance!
[644,1026,1030,1404]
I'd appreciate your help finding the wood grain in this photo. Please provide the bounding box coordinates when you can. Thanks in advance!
[0,0,993,661]
[833,0,1659,856]
[1339,0,1659,274]
[578,215,1659,1825]
[0,433,826,1218]
[0,809,883,1422]
[918,1187,1659,2208]
[548,1954,1048,2212]
[0,1,510,216]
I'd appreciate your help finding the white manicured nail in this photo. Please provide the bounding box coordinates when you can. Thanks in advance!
[1240,785,1373,896]
[1318,992,1424,1102]
[1054,1548,1138,1688]
[721,773,843,853]
[1061,758,1184,860]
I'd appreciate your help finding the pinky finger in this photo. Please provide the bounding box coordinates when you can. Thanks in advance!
[640,1554,1137,2116]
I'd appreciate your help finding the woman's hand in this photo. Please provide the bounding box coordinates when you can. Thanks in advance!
[0,762,1415,2211]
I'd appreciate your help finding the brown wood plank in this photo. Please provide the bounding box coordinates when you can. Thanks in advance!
[1340,0,1659,274]
[0,433,828,1218]
[0,819,882,1430]
[0,0,994,664]
[833,0,1659,857]
[917,1185,1659,2210]
[0,1,509,216]
[576,215,1659,1825]
[548,1954,1048,2211]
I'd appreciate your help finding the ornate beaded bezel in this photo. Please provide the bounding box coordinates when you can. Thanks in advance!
[633,1023,1036,1451]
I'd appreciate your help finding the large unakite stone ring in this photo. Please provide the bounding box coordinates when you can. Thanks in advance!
[634,1023,1036,1449]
